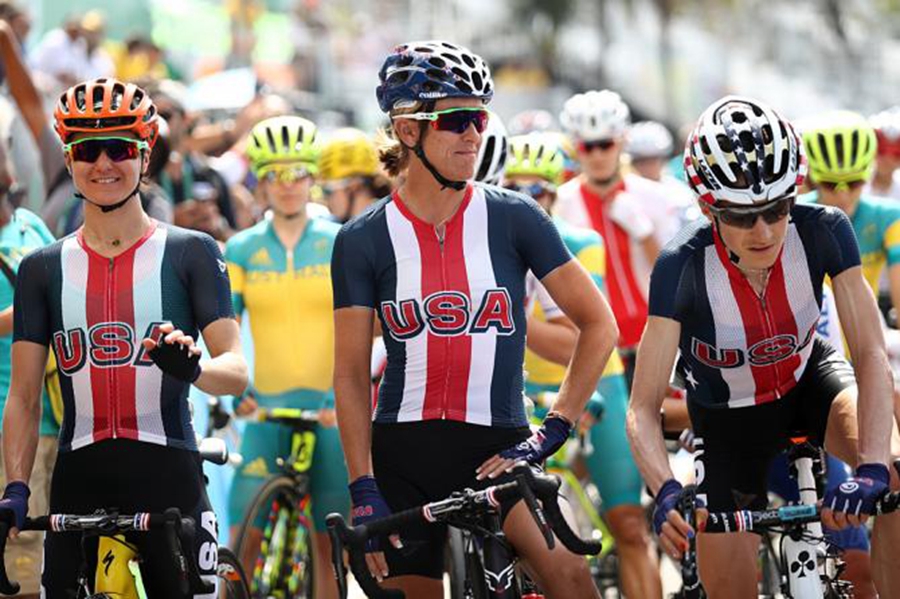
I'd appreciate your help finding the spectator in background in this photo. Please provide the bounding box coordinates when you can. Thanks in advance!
[0,1,27,46]
[28,13,83,90]
[78,10,115,80]
[114,36,169,82]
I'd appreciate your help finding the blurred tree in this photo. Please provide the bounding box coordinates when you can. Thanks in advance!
[511,0,576,79]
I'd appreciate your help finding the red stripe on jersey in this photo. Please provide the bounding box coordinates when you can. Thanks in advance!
[412,223,445,419]
[86,255,109,443]
[762,258,801,398]
[442,208,472,419]
[580,182,648,347]
[114,249,138,438]
[714,238,768,402]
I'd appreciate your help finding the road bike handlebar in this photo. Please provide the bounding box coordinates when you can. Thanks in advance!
[326,465,602,599]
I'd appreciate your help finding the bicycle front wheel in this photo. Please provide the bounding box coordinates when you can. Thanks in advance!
[235,475,315,599]
[217,547,251,599]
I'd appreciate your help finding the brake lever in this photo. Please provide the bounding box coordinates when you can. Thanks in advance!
[515,469,555,550]
[0,520,20,596]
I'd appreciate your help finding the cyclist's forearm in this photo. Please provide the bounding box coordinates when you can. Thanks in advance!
[854,346,895,466]
[194,351,248,397]
[334,372,374,481]
[2,394,41,485]
[626,400,673,493]
[550,319,615,422]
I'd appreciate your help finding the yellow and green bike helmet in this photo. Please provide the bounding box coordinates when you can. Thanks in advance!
[505,133,567,186]
[801,111,877,184]
[318,128,380,182]
[246,115,320,176]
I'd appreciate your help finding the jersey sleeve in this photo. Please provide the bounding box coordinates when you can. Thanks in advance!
[12,251,51,345]
[332,225,377,309]
[513,197,572,279]
[183,233,235,330]
[820,208,862,278]
[648,245,687,321]
[574,237,606,293]
[223,240,246,316]
[882,206,900,266]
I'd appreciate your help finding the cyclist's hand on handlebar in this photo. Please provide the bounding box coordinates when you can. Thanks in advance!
[0,481,30,537]
[233,390,257,416]
[348,475,401,581]
[822,462,890,529]
[653,479,696,560]
[318,408,337,428]
[478,414,571,480]
[142,322,202,383]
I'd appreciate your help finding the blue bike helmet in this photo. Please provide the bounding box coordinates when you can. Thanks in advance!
[376,40,493,113]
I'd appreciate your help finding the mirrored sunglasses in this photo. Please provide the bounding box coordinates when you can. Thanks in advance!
[64,136,149,163]
[395,107,490,134]
[710,197,795,230]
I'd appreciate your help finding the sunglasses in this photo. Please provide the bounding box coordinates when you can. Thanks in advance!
[578,139,617,153]
[709,197,795,229]
[260,166,312,185]
[816,178,866,192]
[395,107,490,134]
[505,181,556,198]
[64,136,149,163]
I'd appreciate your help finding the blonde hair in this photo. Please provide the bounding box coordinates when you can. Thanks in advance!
[376,104,423,178]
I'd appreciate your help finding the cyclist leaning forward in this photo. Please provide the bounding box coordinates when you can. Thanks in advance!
[225,115,348,599]
[0,78,248,598]
[626,95,900,598]
[331,40,618,599]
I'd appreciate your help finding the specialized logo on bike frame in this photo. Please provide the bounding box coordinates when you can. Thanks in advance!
[380,289,515,340]
[691,325,815,369]
[52,321,167,375]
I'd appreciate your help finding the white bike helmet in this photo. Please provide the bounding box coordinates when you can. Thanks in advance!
[626,121,674,159]
[871,106,900,147]
[559,90,630,141]
[684,96,806,207]
[474,111,508,185]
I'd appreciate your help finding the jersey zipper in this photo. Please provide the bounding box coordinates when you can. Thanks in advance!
[108,258,118,439]
[753,283,781,401]
[436,226,452,420]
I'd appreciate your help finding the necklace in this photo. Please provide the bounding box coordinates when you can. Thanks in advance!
[111,239,121,247]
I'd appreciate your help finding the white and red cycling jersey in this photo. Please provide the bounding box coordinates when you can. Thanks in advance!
[555,173,685,348]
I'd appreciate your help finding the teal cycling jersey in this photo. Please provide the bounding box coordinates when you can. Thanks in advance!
[801,191,900,292]
[0,209,57,435]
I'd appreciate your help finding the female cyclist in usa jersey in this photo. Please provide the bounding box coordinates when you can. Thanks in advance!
[331,41,618,599]
[626,96,900,598]
[0,78,248,598]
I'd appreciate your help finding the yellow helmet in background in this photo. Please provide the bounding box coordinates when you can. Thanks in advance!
[318,128,380,182]
[801,110,877,184]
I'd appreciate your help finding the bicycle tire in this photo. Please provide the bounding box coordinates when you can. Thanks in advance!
[235,475,314,599]
[217,547,252,599]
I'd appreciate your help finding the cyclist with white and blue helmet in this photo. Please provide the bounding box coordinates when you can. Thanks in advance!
[331,40,616,598]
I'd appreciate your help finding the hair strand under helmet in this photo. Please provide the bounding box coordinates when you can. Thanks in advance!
[801,111,877,183]
[684,96,806,206]
[473,111,508,185]
[55,78,159,213]
[246,115,320,176]
[377,40,493,192]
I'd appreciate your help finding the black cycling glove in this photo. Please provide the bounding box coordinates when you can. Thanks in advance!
[148,337,202,383]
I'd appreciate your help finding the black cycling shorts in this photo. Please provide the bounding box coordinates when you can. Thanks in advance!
[371,420,530,579]
[42,439,217,598]
[689,337,855,513]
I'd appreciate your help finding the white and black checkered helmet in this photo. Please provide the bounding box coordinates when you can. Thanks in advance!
[474,111,508,185]
[684,96,806,207]
[559,90,630,141]
[627,121,674,159]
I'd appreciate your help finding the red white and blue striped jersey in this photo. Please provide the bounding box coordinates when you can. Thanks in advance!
[332,184,572,428]
[13,222,234,452]
[649,204,860,409]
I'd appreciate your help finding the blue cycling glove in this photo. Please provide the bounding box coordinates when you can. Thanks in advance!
[0,481,30,530]
[349,475,393,552]
[148,336,201,383]
[499,414,571,465]
[823,463,890,517]
[653,479,683,536]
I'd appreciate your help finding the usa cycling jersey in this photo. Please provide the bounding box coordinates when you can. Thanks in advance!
[649,204,860,409]
[332,184,571,428]
[13,222,234,452]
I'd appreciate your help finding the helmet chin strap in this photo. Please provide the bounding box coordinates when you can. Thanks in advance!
[75,179,141,213]
[411,143,467,191]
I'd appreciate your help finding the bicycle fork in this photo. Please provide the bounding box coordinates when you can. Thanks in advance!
[482,513,522,599]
